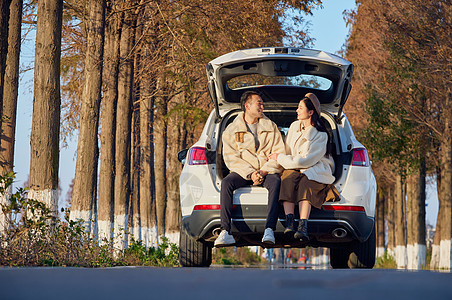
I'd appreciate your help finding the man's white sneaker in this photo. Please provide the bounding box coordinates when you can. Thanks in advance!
[262,228,275,244]
[214,230,235,247]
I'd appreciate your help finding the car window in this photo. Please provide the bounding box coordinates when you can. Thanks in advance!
[227,74,333,91]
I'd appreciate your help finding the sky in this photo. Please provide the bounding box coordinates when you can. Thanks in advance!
[12,0,439,225]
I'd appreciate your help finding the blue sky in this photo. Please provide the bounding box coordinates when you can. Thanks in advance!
[12,0,438,225]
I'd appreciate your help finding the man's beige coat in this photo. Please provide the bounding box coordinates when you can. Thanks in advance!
[222,112,285,180]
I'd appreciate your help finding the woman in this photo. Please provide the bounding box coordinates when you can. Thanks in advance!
[268,93,340,241]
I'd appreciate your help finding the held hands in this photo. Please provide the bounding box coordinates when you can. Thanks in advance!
[251,170,268,185]
[267,153,279,161]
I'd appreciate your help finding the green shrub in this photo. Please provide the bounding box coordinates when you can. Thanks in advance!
[212,247,262,266]
[375,251,397,269]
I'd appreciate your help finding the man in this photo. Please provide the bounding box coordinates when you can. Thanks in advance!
[214,91,285,246]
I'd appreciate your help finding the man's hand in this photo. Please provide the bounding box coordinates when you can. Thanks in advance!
[251,170,268,185]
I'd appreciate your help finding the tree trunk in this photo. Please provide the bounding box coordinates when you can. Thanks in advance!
[406,161,426,270]
[0,0,21,234]
[139,69,157,248]
[70,0,105,235]
[394,173,407,268]
[438,94,452,269]
[165,109,184,245]
[387,186,395,258]
[98,1,121,244]
[376,187,385,258]
[28,0,63,216]
[154,78,167,239]
[129,99,141,242]
[113,9,134,250]
[430,168,442,269]
[0,0,11,124]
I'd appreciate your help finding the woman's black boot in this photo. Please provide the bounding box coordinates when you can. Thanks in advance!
[284,214,295,234]
[294,219,309,241]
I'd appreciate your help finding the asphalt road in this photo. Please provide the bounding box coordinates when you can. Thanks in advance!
[1,265,451,300]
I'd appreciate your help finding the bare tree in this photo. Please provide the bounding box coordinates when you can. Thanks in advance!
[0,0,11,134]
[376,188,385,258]
[113,6,135,250]
[129,99,140,241]
[406,162,426,269]
[394,174,407,268]
[70,0,106,235]
[438,97,452,269]
[153,78,167,239]
[139,78,157,247]
[98,1,121,243]
[0,0,21,233]
[386,187,395,258]
[29,0,63,215]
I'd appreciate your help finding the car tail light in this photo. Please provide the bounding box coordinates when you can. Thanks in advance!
[323,205,365,212]
[188,147,208,165]
[352,148,370,167]
[193,205,237,210]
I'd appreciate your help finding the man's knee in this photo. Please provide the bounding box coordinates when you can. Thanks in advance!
[221,172,243,190]
[265,174,281,186]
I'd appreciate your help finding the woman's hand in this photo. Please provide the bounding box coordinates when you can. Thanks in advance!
[267,153,279,161]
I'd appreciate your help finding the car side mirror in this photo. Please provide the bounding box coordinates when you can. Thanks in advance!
[177,149,188,164]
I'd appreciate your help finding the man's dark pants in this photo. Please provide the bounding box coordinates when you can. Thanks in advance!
[220,172,281,232]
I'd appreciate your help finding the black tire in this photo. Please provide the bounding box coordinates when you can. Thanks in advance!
[330,246,352,269]
[179,229,212,267]
[330,223,376,269]
[348,223,376,269]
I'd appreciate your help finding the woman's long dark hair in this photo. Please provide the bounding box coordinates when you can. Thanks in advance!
[302,97,333,157]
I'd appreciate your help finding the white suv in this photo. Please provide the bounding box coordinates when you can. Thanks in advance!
[178,47,377,268]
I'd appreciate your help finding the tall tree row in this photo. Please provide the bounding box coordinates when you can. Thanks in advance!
[3,0,321,249]
[345,0,451,269]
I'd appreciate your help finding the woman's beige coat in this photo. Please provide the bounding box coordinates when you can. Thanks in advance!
[222,112,285,179]
[276,120,335,184]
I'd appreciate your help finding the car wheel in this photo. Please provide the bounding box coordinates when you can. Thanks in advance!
[330,246,351,269]
[330,223,376,269]
[179,228,212,267]
[348,223,376,269]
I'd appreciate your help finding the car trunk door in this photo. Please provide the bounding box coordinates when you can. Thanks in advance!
[206,48,354,120]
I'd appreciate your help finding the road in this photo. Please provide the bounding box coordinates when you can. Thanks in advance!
[1,265,451,300]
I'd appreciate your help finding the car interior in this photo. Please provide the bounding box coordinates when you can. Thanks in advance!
[215,109,348,183]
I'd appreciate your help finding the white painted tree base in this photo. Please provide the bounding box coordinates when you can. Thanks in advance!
[395,245,407,269]
[406,243,426,270]
[113,214,127,250]
[27,189,58,215]
[439,239,451,270]
[386,248,395,259]
[430,244,440,269]
[0,186,12,234]
[376,247,385,258]
[98,220,112,244]
[69,209,92,232]
[311,254,328,266]
[141,226,158,248]
[164,231,180,246]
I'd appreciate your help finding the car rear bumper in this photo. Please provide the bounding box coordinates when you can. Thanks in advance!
[181,205,375,247]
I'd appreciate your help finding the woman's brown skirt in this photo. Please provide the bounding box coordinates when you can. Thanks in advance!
[279,169,340,209]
